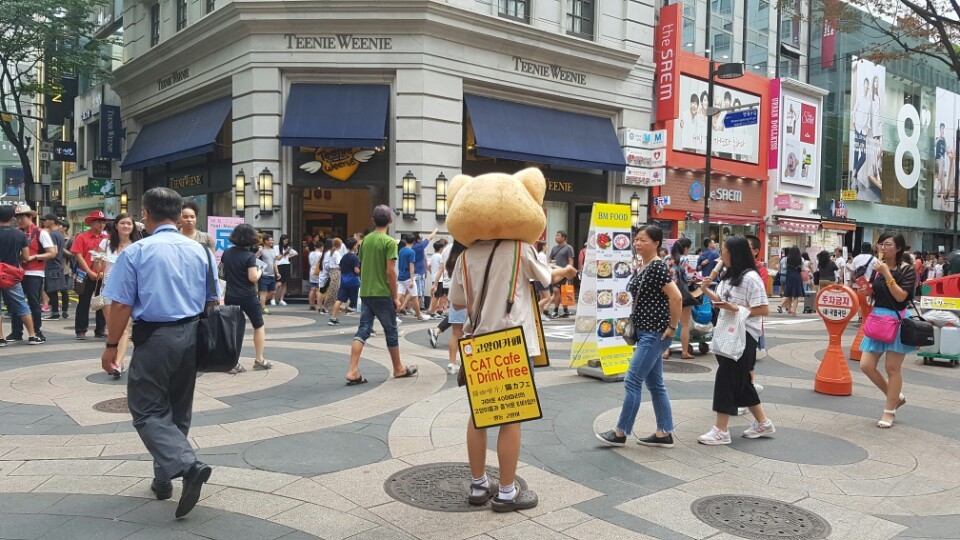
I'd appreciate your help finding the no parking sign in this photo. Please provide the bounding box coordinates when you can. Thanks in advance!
[814,285,859,396]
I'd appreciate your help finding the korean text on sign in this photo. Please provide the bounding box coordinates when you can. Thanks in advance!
[459,326,542,429]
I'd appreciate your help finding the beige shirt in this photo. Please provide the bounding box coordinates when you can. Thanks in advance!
[448,240,552,356]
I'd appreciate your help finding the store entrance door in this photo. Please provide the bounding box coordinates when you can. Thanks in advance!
[305,213,348,240]
[574,205,592,252]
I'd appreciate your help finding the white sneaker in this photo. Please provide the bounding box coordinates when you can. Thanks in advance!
[396,317,403,325]
[697,426,731,445]
[446,364,460,374]
[418,314,431,321]
[269,299,276,306]
[753,383,764,394]
[742,420,776,439]
[737,407,748,416]
[279,300,288,306]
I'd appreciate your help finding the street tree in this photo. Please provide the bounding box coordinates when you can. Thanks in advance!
[816,0,960,81]
[0,0,116,188]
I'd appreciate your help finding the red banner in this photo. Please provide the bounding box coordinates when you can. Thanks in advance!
[655,4,683,122]
[801,103,817,144]
[821,1,838,69]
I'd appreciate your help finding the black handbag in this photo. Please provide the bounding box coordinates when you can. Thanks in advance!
[197,250,246,372]
[899,306,934,348]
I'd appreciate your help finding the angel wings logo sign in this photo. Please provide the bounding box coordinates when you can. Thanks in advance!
[300,148,376,181]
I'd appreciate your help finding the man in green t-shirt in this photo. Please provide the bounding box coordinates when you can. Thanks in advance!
[345,205,418,385]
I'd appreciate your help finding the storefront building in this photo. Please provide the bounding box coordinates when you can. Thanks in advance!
[111,1,655,294]
[651,6,772,248]
[810,10,960,252]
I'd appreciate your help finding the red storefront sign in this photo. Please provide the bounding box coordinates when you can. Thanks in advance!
[654,4,682,123]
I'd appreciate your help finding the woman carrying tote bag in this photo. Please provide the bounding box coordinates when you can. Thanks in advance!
[859,232,916,428]
[698,236,775,445]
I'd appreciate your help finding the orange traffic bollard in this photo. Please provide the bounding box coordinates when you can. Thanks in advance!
[813,285,859,396]
[849,290,872,362]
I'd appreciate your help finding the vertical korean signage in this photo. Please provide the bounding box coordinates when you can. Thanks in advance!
[100,105,122,160]
[208,216,245,263]
[570,203,635,376]
[623,129,667,187]
[654,3,682,122]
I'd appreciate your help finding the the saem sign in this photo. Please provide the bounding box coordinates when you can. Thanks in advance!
[655,4,682,122]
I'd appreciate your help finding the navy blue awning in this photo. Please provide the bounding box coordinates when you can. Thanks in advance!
[464,94,627,172]
[120,96,232,171]
[280,84,389,148]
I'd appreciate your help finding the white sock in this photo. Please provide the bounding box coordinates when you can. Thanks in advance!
[471,475,489,497]
[498,483,517,501]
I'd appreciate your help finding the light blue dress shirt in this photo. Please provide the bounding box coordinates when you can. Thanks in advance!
[103,224,221,322]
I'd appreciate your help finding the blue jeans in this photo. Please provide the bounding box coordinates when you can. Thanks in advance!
[615,331,674,436]
[355,296,399,348]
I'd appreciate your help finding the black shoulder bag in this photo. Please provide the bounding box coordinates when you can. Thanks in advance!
[896,265,934,347]
[196,249,247,372]
[457,240,503,387]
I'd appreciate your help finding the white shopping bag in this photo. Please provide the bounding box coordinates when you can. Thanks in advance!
[713,306,750,360]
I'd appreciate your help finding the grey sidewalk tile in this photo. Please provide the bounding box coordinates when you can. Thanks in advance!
[0,512,72,540]
[0,493,67,514]
[43,493,150,519]
[39,515,144,540]
[276,532,323,540]
[187,513,297,540]
[881,514,960,539]
[0,424,58,436]
[119,500,223,530]
[120,527,207,540]
[335,525,415,540]
[574,498,695,540]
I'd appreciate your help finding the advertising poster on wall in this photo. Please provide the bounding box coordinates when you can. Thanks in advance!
[208,216,245,263]
[570,204,635,376]
[847,58,886,202]
[934,88,959,212]
[672,75,761,164]
[770,79,824,197]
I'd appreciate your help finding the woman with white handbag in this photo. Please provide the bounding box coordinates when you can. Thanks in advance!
[698,236,775,446]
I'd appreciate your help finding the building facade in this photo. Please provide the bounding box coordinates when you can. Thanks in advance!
[110,0,659,293]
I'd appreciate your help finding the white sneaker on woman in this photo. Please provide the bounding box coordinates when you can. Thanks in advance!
[697,426,731,445]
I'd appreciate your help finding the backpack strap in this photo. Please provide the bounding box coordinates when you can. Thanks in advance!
[462,240,503,333]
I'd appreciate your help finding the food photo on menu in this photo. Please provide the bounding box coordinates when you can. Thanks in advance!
[597,319,615,338]
[612,232,632,251]
[597,290,614,309]
[597,261,613,279]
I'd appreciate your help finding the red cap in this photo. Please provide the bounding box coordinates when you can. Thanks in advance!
[84,210,107,224]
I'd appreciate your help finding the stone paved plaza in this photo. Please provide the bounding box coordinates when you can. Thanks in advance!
[1,307,959,539]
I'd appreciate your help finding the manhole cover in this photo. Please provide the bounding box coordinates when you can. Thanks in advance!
[384,462,527,512]
[691,495,830,540]
[93,398,129,414]
[663,361,711,373]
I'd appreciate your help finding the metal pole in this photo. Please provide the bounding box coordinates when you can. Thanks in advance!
[702,61,715,244]
[954,122,959,250]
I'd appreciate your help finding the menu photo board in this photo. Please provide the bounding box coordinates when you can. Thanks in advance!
[570,203,636,376]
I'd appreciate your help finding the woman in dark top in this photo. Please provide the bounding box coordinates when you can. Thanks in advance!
[221,224,272,373]
[816,250,838,290]
[859,232,916,428]
[664,237,698,360]
[596,225,682,448]
[328,238,360,325]
[778,246,804,315]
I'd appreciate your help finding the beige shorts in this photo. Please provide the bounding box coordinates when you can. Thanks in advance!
[399,280,418,296]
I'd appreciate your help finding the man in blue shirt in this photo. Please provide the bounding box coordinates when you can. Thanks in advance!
[697,239,720,277]
[397,237,417,316]
[409,228,437,315]
[101,187,220,519]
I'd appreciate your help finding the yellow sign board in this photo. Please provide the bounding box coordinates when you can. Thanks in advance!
[920,296,960,310]
[570,203,635,376]
[460,326,542,429]
[840,190,857,201]
[528,282,550,368]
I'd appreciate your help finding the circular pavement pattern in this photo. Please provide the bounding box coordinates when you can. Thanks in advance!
[92,397,130,414]
[384,462,527,512]
[243,431,389,475]
[663,361,712,374]
[691,495,831,540]
[729,427,868,466]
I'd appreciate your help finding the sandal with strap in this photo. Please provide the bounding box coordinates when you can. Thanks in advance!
[467,482,498,506]
[896,393,906,409]
[877,409,897,429]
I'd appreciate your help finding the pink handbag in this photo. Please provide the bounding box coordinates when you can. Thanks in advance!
[863,312,900,343]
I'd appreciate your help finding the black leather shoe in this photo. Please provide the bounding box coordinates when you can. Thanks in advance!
[151,479,173,500]
[176,462,212,518]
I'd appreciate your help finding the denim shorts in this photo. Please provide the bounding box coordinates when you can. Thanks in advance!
[414,274,425,296]
[355,296,399,348]
[0,283,31,317]
[448,306,467,325]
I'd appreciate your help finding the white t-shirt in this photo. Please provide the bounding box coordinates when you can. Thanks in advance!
[935,263,945,279]
[308,250,323,284]
[716,271,768,340]
[25,229,55,277]
[277,246,298,265]
[848,253,875,286]
[428,251,443,278]
[96,238,128,282]
[835,256,846,282]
